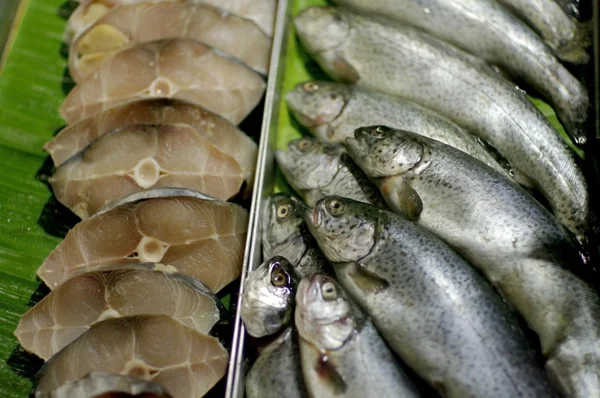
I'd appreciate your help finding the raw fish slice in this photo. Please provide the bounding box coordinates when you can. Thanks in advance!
[34,372,172,397]
[16,263,222,360]
[36,195,248,291]
[35,315,229,398]
[49,124,245,218]
[66,0,275,45]
[69,2,271,81]
[45,99,256,179]
[45,99,257,193]
[59,39,266,124]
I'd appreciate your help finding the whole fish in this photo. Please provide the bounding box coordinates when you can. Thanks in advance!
[304,196,554,397]
[246,327,308,398]
[294,6,590,243]
[240,256,299,338]
[329,0,589,141]
[295,274,419,398]
[347,126,600,397]
[496,0,590,63]
[286,80,514,181]
[275,137,386,208]
[262,193,329,277]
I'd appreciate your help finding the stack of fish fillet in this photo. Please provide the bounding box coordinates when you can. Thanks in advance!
[240,2,600,398]
[13,1,277,396]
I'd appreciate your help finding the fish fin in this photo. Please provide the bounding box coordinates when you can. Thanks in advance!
[329,53,360,83]
[348,262,389,294]
[316,354,347,394]
[554,20,591,65]
[380,176,423,222]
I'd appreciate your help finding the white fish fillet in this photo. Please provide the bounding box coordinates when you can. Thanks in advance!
[37,195,248,291]
[69,1,272,81]
[49,124,245,218]
[45,99,257,193]
[16,263,221,360]
[59,39,266,124]
[66,0,276,45]
[35,315,229,398]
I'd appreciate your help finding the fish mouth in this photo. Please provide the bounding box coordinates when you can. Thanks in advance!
[304,207,322,230]
[344,137,361,159]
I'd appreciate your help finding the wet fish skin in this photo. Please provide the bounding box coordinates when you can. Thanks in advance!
[246,327,308,398]
[497,0,590,64]
[286,80,512,179]
[262,193,329,277]
[275,137,386,208]
[295,274,419,398]
[304,196,555,398]
[346,126,600,398]
[329,0,589,142]
[294,6,590,243]
[240,257,300,338]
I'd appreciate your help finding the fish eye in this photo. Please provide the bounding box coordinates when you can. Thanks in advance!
[321,282,337,300]
[303,82,319,92]
[296,139,313,152]
[329,93,338,100]
[270,262,290,287]
[370,127,385,137]
[327,199,345,215]
[276,203,292,219]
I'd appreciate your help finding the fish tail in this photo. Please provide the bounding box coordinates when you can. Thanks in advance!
[554,20,592,65]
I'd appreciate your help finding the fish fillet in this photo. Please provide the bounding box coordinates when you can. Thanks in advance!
[49,124,245,218]
[37,194,248,291]
[69,2,271,81]
[66,0,276,45]
[17,263,222,360]
[45,99,257,192]
[59,39,266,124]
[35,315,229,398]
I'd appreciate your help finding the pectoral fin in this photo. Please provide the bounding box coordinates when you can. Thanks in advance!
[322,52,360,83]
[316,354,347,394]
[347,262,389,294]
[380,176,423,222]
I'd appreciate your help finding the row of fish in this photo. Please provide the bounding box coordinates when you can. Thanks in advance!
[241,2,597,397]
[15,0,277,396]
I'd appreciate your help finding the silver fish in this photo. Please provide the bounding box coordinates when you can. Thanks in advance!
[262,193,329,277]
[347,126,600,398]
[240,257,299,338]
[286,80,514,181]
[295,274,419,398]
[294,6,590,243]
[275,137,386,208]
[496,0,590,63]
[246,327,308,398]
[304,196,555,398]
[328,0,589,141]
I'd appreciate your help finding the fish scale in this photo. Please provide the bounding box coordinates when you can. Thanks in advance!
[305,196,555,398]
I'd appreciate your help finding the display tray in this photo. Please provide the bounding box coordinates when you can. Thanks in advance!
[225,0,600,397]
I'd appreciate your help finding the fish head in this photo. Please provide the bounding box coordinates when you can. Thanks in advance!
[295,275,360,351]
[262,193,309,265]
[346,126,426,178]
[304,196,377,263]
[240,256,299,337]
[275,138,344,202]
[295,7,351,54]
[286,81,350,141]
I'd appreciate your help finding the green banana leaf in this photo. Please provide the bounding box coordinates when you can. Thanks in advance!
[0,0,79,396]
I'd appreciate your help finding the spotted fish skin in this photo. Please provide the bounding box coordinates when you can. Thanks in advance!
[275,137,386,208]
[245,328,308,398]
[294,6,591,244]
[295,275,419,398]
[304,196,555,398]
